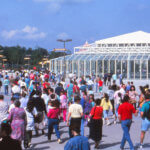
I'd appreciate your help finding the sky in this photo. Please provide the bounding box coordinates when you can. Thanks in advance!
[0,0,150,52]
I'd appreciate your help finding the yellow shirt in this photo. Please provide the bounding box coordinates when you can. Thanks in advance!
[100,98,113,110]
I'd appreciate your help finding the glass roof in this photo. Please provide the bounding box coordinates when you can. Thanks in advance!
[52,53,150,61]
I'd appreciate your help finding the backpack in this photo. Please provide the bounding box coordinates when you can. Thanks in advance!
[144,102,150,120]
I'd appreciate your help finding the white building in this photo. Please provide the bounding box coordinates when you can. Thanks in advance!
[50,31,150,79]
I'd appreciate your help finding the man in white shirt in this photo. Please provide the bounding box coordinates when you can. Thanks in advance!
[12,82,21,100]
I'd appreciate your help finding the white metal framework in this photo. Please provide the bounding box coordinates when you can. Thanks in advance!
[49,31,150,79]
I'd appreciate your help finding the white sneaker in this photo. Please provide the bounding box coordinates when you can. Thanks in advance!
[107,120,111,126]
[57,139,62,144]
[139,144,143,149]
[114,121,117,124]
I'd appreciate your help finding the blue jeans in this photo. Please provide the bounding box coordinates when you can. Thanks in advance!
[4,85,8,95]
[48,119,60,139]
[121,119,134,150]
[81,117,85,136]
[95,83,98,93]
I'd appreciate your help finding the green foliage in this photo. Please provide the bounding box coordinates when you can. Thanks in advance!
[0,45,69,69]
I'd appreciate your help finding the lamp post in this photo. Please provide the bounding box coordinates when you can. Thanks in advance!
[57,39,72,78]
[24,55,31,70]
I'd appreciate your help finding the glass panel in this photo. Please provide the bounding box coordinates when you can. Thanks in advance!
[91,61,96,76]
[68,60,72,73]
[129,60,134,79]
[110,60,115,74]
[122,60,127,78]
[80,61,84,77]
[86,61,90,76]
[148,60,150,79]
[141,60,147,79]
[116,60,121,75]
[57,60,60,73]
[104,60,108,74]
[98,60,102,77]
[73,61,78,75]
[135,60,140,79]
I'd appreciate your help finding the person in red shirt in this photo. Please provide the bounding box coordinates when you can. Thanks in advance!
[118,94,138,150]
[43,79,50,89]
[98,78,103,93]
[47,100,62,143]
[89,99,103,149]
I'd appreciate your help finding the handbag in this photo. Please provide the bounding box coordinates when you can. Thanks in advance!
[87,106,96,127]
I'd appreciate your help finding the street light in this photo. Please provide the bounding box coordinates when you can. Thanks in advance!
[57,39,72,78]
[24,55,31,70]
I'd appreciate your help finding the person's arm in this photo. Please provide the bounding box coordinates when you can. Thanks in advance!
[133,110,139,117]
[67,112,71,126]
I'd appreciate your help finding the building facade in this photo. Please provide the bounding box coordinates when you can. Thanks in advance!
[49,31,150,79]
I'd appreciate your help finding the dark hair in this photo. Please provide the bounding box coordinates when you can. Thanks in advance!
[27,101,33,112]
[70,124,80,134]
[144,93,150,100]
[11,97,16,102]
[139,86,145,95]
[0,95,4,100]
[89,94,94,100]
[74,95,81,102]
[1,122,12,136]
[50,94,56,100]
[51,100,60,108]
[82,91,87,96]
[104,93,109,102]
[130,85,135,91]
[122,94,130,103]
[43,88,49,95]
[14,100,21,107]
[95,99,101,106]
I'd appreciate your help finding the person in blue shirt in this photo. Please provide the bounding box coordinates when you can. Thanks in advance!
[3,77,9,95]
[139,93,150,149]
[64,124,90,150]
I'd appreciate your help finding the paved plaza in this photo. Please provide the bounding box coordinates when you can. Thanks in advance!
[2,79,150,150]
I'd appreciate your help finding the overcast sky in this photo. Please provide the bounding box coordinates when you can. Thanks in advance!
[0,0,150,52]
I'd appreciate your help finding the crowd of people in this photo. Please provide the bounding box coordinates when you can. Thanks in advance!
[0,70,150,150]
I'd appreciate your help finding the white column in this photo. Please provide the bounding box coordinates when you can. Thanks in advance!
[90,60,92,76]
[72,60,74,74]
[147,60,149,80]
[115,60,117,75]
[102,60,104,76]
[140,60,142,80]
[121,60,123,75]
[55,60,57,74]
[49,61,51,71]
[134,60,135,79]
[96,60,98,77]
[66,60,68,74]
[61,60,63,74]
[78,60,80,78]
[84,60,86,78]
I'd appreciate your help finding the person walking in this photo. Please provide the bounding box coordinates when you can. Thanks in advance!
[7,100,26,143]
[89,99,103,149]
[0,95,9,123]
[118,94,138,150]
[139,93,150,149]
[67,96,83,138]
[101,93,112,125]
[3,77,9,95]
[47,100,62,143]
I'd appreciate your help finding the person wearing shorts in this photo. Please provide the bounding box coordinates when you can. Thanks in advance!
[139,93,150,149]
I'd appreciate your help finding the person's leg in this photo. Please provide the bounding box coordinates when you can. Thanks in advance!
[53,120,60,139]
[48,119,53,140]
[63,108,67,122]
[80,117,85,136]
[4,85,6,95]
[140,131,145,144]
[6,85,8,95]
[121,120,134,149]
